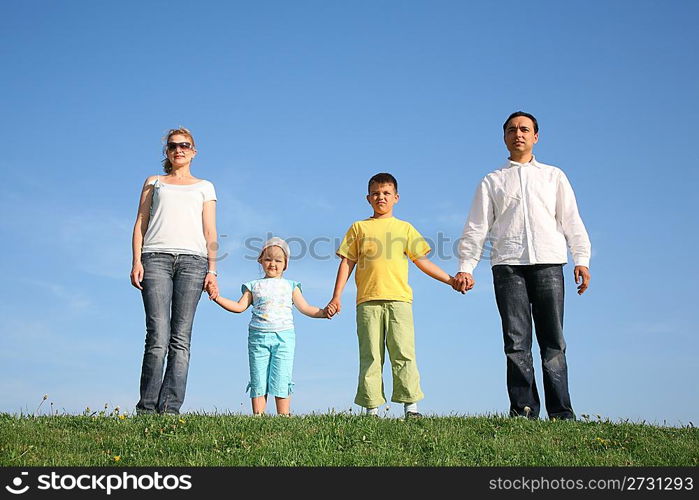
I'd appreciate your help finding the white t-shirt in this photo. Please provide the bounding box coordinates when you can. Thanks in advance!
[142,176,217,257]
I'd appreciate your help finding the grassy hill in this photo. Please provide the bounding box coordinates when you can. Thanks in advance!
[1,411,696,467]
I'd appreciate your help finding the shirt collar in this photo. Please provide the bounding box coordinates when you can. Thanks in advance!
[506,155,541,168]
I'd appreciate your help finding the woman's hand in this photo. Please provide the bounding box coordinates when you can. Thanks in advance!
[130,262,144,290]
[204,273,219,300]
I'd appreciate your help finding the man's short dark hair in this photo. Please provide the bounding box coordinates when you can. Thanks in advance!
[503,111,539,134]
[368,172,398,193]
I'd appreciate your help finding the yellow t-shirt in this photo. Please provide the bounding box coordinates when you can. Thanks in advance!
[337,217,431,305]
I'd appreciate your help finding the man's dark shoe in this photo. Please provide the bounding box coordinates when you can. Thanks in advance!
[405,411,423,419]
[550,414,576,421]
[510,406,539,420]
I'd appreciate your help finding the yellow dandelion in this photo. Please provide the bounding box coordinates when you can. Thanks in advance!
[119,415,126,420]
[113,456,121,462]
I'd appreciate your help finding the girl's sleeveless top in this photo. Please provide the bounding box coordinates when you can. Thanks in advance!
[242,278,301,332]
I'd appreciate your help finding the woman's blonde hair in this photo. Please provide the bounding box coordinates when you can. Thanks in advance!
[161,127,196,174]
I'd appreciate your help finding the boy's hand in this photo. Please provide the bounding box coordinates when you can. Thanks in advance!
[447,275,465,294]
[452,272,475,293]
[447,275,459,292]
[325,299,340,317]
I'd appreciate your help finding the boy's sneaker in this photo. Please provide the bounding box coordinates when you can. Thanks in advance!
[364,407,379,418]
[405,411,423,419]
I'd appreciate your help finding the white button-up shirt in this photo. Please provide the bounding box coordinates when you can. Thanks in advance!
[457,157,591,273]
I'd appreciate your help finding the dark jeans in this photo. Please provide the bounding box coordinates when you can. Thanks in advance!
[492,264,575,420]
[136,252,207,414]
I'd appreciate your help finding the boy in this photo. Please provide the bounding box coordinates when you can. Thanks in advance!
[326,173,455,418]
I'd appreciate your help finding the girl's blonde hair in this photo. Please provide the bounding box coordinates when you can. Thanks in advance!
[161,127,196,174]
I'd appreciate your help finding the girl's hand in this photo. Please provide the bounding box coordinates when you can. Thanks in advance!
[321,306,333,319]
[130,262,144,290]
[206,283,219,300]
[325,299,340,317]
[204,274,219,300]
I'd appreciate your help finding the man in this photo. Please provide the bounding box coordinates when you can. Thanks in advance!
[453,111,591,420]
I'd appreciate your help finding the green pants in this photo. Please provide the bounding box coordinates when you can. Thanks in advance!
[354,300,424,407]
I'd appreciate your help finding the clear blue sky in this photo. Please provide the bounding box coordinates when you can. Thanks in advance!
[1,0,697,425]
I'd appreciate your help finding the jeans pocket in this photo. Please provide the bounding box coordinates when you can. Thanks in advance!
[189,255,209,274]
[492,264,513,280]
[178,254,208,278]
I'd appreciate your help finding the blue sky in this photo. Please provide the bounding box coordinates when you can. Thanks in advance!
[1,0,697,425]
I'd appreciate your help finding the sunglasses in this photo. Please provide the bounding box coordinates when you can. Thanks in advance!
[166,141,193,151]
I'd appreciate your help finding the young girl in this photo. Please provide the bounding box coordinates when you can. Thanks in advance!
[207,237,329,416]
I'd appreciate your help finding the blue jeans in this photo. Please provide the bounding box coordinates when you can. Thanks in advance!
[492,264,575,420]
[136,252,207,414]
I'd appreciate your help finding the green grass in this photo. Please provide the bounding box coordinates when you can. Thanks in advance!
[1,412,696,466]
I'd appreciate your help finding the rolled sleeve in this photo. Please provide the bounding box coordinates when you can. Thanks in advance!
[405,224,431,261]
[337,224,359,261]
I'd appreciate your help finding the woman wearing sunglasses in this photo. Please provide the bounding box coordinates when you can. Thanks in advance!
[130,127,218,415]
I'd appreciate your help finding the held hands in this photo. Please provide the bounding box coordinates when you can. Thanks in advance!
[451,272,475,294]
[320,305,335,319]
[204,274,219,300]
[447,275,464,294]
[574,266,591,295]
[325,298,340,318]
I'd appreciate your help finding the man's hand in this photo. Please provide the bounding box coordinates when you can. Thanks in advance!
[574,266,590,295]
[452,272,475,293]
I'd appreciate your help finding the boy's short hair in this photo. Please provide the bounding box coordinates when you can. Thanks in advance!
[368,172,398,193]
